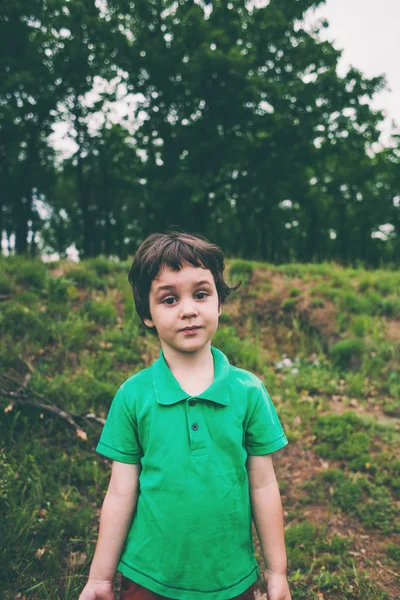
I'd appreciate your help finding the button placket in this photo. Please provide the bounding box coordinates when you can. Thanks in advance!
[187,398,205,453]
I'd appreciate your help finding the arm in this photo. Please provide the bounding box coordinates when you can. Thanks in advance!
[247,454,291,600]
[79,461,140,600]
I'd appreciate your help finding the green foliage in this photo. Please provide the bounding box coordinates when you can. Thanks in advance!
[9,258,49,291]
[0,304,51,344]
[285,521,351,573]
[313,413,372,471]
[357,486,399,533]
[47,276,77,302]
[0,410,108,595]
[308,469,399,533]
[373,275,399,296]
[68,266,106,290]
[379,296,400,318]
[219,312,233,324]
[329,339,365,369]
[0,342,27,371]
[386,544,400,562]
[327,475,363,512]
[84,256,126,275]
[228,260,254,284]
[310,283,339,301]
[1,256,399,598]
[212,326,261,371]
[383,400,400,417]
[285,521,318,569]
[0,273,14,294]
[80,299,118,326]
[350,315,372,337]
[14,290,41,306]
[43,373,116,413]
[55,317,97,352]
[282,298,297,313]
[339,291,375,315]
[0,448,12,502]
[311,298,324,308]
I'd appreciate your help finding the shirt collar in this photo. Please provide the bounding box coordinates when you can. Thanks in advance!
[152,346,230,406]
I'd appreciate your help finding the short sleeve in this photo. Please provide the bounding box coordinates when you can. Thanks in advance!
[245,382,288,455]
[96,385,143,464]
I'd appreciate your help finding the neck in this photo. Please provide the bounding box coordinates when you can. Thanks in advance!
[161,342,213,374]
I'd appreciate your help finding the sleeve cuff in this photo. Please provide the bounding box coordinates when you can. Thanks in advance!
[96,441,143,464]
[246,433,289,456]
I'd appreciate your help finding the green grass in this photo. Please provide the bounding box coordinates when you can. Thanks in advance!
[1,257,399,599]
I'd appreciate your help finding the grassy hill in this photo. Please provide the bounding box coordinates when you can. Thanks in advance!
[0,255,399,600]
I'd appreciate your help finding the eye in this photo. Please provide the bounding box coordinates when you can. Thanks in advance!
[162,296,177,305]
[195,291,209,300]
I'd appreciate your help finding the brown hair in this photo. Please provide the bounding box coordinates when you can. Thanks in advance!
[128,230,240,334]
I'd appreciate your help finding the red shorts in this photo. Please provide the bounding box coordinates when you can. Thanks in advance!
[120,576,256,600]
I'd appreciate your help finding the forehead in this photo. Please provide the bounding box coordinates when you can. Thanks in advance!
[152,263,215,289]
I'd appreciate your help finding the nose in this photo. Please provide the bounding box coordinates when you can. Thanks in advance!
[180,296,198,318]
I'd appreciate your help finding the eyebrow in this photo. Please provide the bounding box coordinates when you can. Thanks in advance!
[155,280,213,293]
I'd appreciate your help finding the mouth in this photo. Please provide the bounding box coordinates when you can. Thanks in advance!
[181,326,201,333]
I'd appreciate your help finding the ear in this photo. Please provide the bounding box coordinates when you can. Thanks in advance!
[144,317,154,328]
[218,304,222,317]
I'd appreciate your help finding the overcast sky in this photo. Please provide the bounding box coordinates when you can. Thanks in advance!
[310,0,400,137]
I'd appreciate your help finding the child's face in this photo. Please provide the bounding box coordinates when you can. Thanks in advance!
[144,262,221,357]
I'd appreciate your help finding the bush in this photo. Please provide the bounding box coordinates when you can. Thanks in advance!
[357,486,399,533]
[350,315,371,337]
[339,291,381,316]
[311,298,324,308]
[56,318,96,351]
[358,276,373,293]
[373,275,399,296]
[331,478,363,511]
[84,256,126,275]
[68,266,106,289]
[228,260,254,284]
[285,521,317,569]
[1,305,51,343]
[313,413,372,471]
[47,277,76,301]
[282,298,297,313]
[212,326,261,371]
[289,287,301,297]
[12,258,48,291]
[80,299,118,326]
[14,290,40,306]
[310,283,338,301]
[387,544,400,562]
[379,297,400,318]
[0,273,13,294]
[329,338,365,369]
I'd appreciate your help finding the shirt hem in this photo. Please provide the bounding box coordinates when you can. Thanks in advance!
[118,561,259,600]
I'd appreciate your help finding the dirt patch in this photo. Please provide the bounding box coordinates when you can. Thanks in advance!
[247,270,339,346]
[273,443,400,598]
[385,320,400,343]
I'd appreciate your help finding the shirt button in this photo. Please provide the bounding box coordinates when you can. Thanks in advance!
[189,399,196,406]
[191,423,199,431]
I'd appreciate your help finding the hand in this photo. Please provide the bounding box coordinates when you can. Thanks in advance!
[263,570,291,600]
[78,579,115,600]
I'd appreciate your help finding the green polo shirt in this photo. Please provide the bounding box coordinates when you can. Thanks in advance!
[96,346,288,600]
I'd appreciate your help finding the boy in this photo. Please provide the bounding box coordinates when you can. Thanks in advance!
[79,232,291,600]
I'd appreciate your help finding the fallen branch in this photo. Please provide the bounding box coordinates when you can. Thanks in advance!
[376,560,400,578]
[1,375,106,439]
